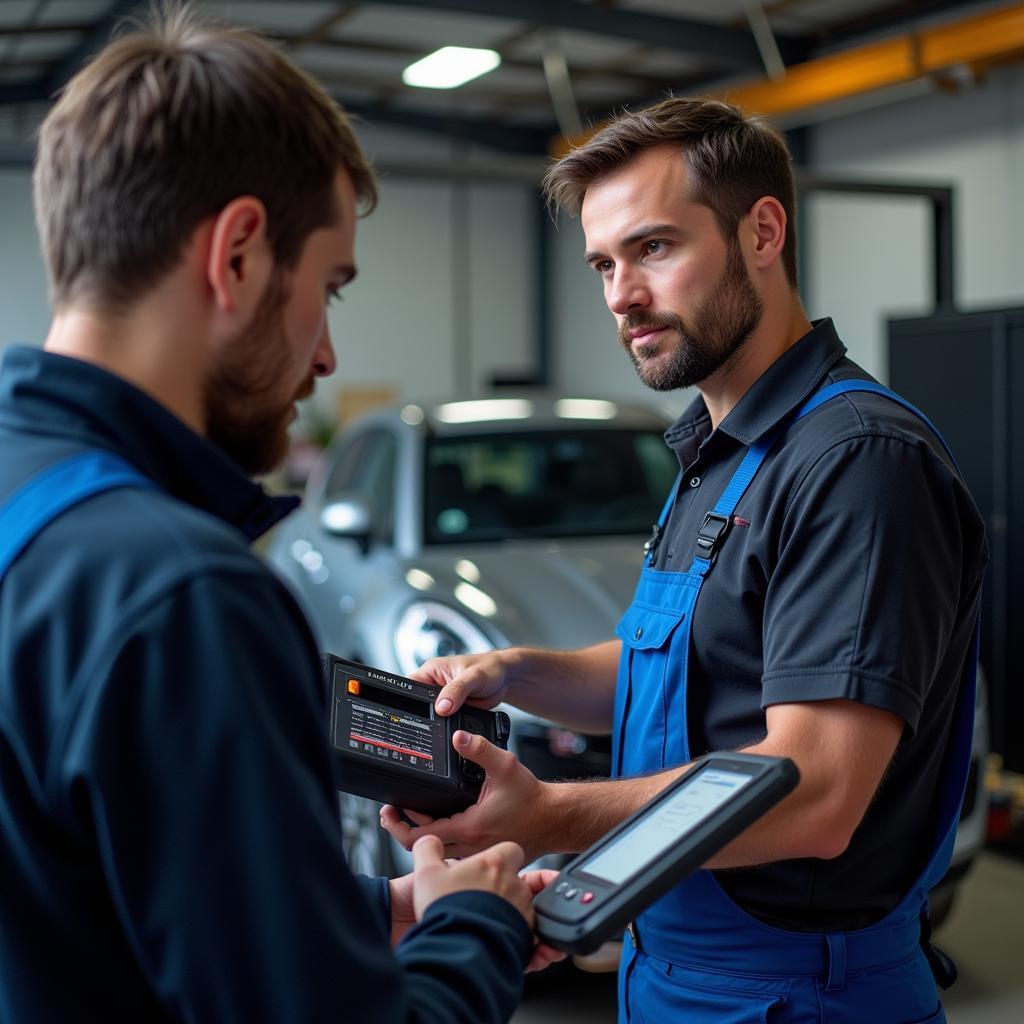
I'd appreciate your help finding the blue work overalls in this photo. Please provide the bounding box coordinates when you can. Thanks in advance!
[612,381,977,1024]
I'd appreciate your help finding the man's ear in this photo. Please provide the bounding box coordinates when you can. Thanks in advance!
[206,196,272,317]
[745,196,787,272]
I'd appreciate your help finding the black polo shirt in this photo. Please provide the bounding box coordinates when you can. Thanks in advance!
[651,319,987,931]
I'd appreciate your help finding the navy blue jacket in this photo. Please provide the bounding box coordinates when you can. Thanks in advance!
[0,347,532,1022]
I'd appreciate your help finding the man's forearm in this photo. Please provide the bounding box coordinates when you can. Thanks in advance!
[389,698,903,867]
[541,764,690,854]
[538,759,811,866]
[501,640,620,734]
[536,706,899,867]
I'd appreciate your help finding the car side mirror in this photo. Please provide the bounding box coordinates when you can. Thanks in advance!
[319,495,373,553]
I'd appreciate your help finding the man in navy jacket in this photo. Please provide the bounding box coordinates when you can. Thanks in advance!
[0,5,555,1020]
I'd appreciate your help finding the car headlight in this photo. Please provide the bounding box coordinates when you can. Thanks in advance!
[394,600,493,675]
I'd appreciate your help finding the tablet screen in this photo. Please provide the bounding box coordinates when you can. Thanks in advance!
[580,768,753,885]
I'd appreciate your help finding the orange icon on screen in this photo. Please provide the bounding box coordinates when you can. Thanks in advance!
[347,678,360,695]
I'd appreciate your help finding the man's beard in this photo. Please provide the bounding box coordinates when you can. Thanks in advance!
[618,240,764,392]
[203,270,314,476]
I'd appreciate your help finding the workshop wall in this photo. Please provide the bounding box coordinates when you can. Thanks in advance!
[0,169,50,356]
[805,61,1024,382]
[5,64,1022,417]
[0,123,538,422]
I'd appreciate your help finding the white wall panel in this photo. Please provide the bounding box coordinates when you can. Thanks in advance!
[807,63,1024,380]
[803,193,931,382]
[0,128,538,414]
[0,169,50,355]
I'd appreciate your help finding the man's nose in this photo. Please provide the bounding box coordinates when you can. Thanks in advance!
[313,320,336,377]
[607,267,650,316]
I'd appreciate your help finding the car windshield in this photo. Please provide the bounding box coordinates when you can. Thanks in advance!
[424,428,679,543]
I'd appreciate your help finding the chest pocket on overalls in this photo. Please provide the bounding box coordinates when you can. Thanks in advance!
[615,598,692,771]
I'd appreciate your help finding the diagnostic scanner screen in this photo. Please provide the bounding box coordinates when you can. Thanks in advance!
[580,769,753,885]
[339,682,439,775]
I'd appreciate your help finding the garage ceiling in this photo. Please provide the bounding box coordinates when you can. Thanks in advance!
[0,0,1015,154]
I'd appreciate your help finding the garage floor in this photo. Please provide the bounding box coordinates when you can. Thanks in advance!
[513,852,1024,1023]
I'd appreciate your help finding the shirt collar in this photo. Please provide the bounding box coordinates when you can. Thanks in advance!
[664,318,847,450]
[0,346,298,541]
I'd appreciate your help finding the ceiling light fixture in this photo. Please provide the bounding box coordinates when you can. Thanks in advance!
[402,46,501,90]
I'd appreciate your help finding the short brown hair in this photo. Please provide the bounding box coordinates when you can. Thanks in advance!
[543,98,798,288]
[34,3,377,310]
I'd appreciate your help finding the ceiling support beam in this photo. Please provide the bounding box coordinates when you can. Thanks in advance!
[553,2,1024,153]
[38,0,140,98]
[723,1,1024,119]
[338,98,556,153]
[363,0,807,68]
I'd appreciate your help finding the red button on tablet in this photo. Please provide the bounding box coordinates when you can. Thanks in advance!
[581,892,594,904]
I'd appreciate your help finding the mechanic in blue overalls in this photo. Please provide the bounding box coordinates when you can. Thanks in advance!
[382,97,988,1023]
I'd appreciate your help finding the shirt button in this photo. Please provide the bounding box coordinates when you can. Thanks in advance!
[689,476,701,488]
[634,626,644,641]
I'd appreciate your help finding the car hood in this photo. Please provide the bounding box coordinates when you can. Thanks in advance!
[403,536,646,650]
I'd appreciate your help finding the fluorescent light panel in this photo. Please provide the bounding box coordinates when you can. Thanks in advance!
[403,46,501,89]
[555,399,618,420]
[435,399,533,423]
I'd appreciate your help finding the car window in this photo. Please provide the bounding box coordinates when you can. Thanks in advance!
[324,430,397,543]
[323,434,370,500]
[424,429,678,544]
[355,432,397,541]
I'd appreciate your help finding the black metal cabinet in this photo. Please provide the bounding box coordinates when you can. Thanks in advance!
[889,307,1024,771]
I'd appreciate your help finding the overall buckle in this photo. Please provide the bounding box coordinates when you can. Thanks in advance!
[643,523,662,561]
[695,512,731,560]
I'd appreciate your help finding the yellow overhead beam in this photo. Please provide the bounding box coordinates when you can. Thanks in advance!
[724,2,1024,118]
[552,2,1024,157]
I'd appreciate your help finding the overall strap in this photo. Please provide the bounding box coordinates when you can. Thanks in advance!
[0,451,158,582]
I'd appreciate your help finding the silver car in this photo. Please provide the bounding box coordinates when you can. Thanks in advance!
[267,395,678,873]
[265,394,987,927]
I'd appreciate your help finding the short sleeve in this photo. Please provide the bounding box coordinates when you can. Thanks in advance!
[761,433,969,734]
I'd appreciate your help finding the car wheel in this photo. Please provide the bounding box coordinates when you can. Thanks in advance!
[338,792,398,877]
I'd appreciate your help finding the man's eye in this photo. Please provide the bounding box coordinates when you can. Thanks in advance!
[644,240,663,255]
[594,260,613,274]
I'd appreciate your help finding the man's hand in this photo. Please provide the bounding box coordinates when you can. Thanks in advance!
[397,846,565,971]
[520,868,567,973]
[411,652,512,717]
[411,834,534,928]
[414,641,622,735]
[381,730,558,862]
[387,871,417,946]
